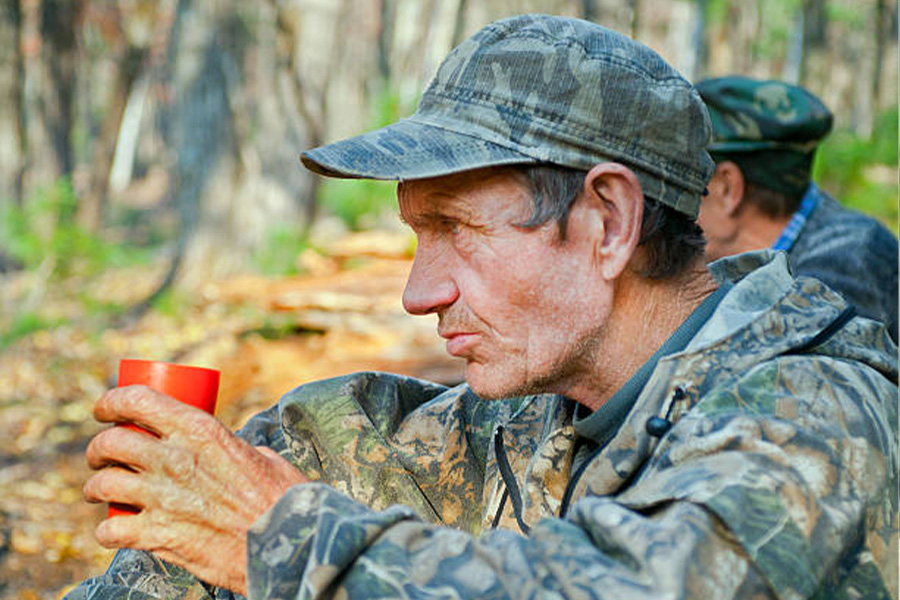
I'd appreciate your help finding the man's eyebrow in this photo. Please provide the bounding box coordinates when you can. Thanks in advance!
[398,209,448,228]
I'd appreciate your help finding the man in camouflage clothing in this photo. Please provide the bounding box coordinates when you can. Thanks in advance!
[696,76,899,342]
[68,15,898,600]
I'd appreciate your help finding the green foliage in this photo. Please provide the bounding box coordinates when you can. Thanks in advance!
[706,0,802,27]
[78,293,128,320]
[751,1,794,59]
[0,312,68,349]
[150,288,183,317]
[826,3,867,27]
[317,88,406,230]
[0,178,153,278]
[241,313,315,340]
[252,226,310,276]
[812,106,899,234]
[318,179,398,231]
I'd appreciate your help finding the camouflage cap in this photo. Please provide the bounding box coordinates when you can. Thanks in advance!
[695,76,833,154]
[696,77,833,197]
[301,14,714,218]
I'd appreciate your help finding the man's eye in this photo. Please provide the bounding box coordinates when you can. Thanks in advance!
[443,220,461,234]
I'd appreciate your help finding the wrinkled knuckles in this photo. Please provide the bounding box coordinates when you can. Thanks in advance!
[184,412,226,445]
[117,384,159,415]
[160,447,200,482]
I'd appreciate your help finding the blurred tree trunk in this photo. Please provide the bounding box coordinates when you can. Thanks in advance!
[273,0,350,228]
[628,0,641,39]
[78,5,148,231]
[131,0,238,310]
[451,0,468,48]
[377,0,395,82]
[166,0,237,283]
[783,8,803,83]
[871,0,892,117]
[580,0,598,22]
[689,0,708,79]
[800,0,828,91]
[38,0,83,190]
[722,0,759,75]
[135,0,316,293]
[0,0,25,208]
[395,0,439,93]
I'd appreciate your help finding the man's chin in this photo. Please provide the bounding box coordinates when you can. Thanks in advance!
[465,365,544,400]
[464,365,510,400]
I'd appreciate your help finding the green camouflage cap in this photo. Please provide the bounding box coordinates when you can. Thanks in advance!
[301,14,714,218]
[695,76,833,154]
[695,77,832,196]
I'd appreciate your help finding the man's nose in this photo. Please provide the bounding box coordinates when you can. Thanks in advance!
[402,244,458,315]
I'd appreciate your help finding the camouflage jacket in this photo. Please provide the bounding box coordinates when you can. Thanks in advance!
[66,251,899,600]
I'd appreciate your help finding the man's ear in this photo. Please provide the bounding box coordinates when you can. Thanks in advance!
[709,161,745,218]
[575,163,644,281]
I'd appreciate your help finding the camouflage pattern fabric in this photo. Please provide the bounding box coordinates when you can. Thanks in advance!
[66,251,899,600]
[695,77,833,154]
[695,76,833,197]
[301,14,714,218]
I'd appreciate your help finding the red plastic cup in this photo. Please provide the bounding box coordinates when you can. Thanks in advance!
[108,359,220,517]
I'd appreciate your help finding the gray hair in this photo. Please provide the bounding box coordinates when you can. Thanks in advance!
[513,164,706,279]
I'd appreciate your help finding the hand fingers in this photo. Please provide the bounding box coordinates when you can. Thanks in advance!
[86,425,161,471]
[94,505,155,551]
[94,385,211,438]
[84,465,146,509]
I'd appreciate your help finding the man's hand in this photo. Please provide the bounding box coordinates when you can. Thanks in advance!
[83,384,308,595]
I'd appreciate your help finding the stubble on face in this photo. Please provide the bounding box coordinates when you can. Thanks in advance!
[461,300,609,401]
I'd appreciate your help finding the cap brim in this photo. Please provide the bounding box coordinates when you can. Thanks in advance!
[300,117,538,181]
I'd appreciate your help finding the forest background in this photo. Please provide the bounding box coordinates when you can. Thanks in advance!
[0,0,897,598]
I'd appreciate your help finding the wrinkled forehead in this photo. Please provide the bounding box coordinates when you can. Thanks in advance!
[397,167,532,225]
[397,167,532,224]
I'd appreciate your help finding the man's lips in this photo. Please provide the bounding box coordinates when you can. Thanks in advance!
[440,331,478,357]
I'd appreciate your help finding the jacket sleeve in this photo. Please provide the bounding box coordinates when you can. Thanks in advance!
[246,355,899,600]
[60,549,233,600]
[246,481,774,599]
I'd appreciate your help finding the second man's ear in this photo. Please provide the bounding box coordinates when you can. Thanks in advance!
[709,161,746,218]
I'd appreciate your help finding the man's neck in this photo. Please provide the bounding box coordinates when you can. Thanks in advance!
[733,209,793,254]
[572,263,720,411]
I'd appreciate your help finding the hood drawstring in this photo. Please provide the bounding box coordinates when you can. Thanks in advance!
[788,305,857,355]
[491,426,531,535]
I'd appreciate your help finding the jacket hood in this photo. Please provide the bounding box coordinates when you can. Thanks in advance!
[698,250,897,383]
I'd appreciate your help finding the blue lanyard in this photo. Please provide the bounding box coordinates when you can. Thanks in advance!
[772,183,821,252]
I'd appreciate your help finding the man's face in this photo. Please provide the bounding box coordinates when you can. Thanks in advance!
[398,167,609,400]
